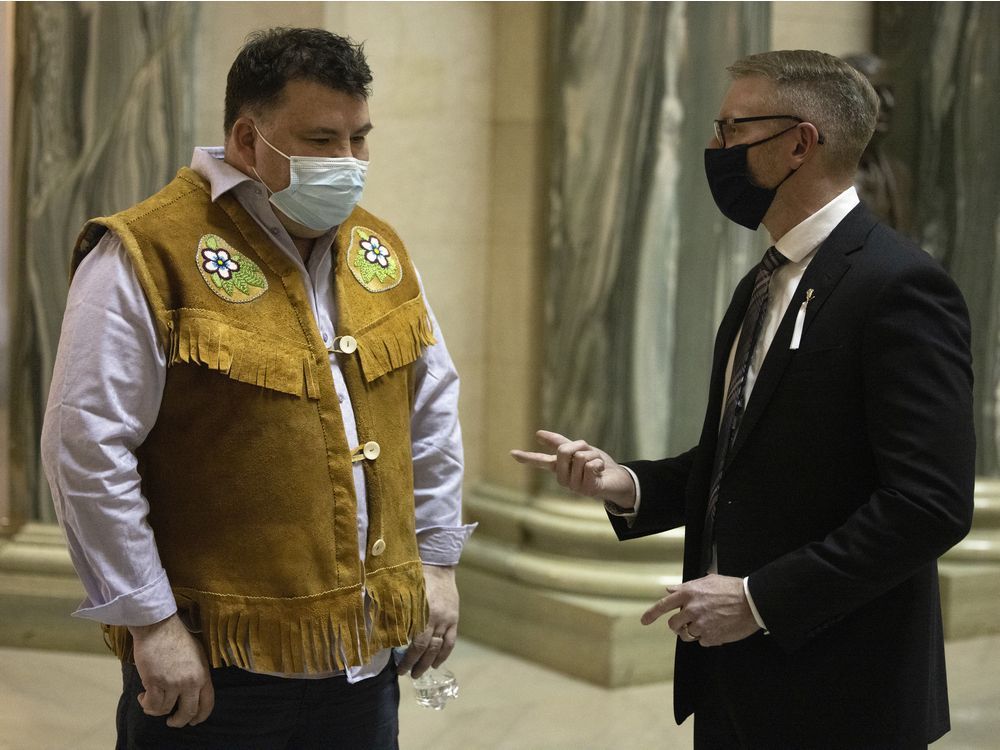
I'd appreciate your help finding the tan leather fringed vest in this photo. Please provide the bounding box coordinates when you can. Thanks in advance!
[72,167,434,673]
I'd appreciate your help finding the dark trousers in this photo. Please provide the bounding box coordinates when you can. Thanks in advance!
[116,661,399,749]
[692,650,929,750]
[692,648,749,750]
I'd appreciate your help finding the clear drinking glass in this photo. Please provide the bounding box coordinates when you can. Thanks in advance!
[411,667,459,710]
[394,647,459,710]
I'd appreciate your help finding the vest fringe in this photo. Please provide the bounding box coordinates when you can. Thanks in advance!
[366,563,430,650]
[167,312,320,399]
[100,563,428,674]
[356,298,437,383]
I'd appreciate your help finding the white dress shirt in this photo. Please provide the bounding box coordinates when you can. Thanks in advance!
[41,147,475,681]
[611,187,861,629]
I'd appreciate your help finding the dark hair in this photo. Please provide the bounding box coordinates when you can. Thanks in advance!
[224,27,373,134]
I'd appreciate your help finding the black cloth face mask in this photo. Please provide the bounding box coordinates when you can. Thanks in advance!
[703,124,799,230]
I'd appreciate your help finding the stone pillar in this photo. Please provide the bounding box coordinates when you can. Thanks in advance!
[458,1,771,688]
[875,2,1000,477]
[1,1,14,531]
[7,1,198,524]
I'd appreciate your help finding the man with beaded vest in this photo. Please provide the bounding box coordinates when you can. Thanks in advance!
[41,28,474,748]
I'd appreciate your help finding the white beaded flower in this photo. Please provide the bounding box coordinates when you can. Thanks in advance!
[202,248,240,280]
[361,236,390,268]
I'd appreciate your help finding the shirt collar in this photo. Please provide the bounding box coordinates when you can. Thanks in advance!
[190,147,258,202]
[773,186,860,264]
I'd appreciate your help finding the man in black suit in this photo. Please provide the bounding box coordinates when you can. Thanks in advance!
[512,50,974,749]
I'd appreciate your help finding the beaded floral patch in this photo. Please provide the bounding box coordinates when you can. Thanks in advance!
[196,234,268,303]
[348,226,402,293]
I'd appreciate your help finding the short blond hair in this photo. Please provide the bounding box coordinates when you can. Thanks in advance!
[728,50,879,174]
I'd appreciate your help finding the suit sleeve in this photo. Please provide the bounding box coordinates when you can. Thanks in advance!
[748,259,975,651]
[608,447,699,540]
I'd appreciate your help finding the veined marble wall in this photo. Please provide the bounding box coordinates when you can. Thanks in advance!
[1,2,14,527]
[875,2,1000,476]
[544,2,770,464]
[9,2,198,522]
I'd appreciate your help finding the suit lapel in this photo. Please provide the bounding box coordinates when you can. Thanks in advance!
[724,204,878,466]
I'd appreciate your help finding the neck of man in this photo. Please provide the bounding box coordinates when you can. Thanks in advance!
[763,172,854,242]
[291,234,316,265]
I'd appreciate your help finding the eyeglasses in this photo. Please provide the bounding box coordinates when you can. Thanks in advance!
[712,115,825,148]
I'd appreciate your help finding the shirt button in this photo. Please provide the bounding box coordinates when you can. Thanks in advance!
[371,539,386,556]
[338,393,345,404]
[321,332,330,344]
[363,441,381,460]
[270,227,280,236]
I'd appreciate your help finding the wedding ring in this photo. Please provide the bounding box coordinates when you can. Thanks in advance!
[682,624,700,640]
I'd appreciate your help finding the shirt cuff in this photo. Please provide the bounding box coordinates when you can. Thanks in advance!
[417,523,477,566]
[603,466,641,526]
[743,576,768,632]
[72,570,178,627]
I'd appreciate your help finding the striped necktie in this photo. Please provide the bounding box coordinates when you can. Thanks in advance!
[701,246,789,573]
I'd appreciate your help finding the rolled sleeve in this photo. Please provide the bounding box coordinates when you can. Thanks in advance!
[418,525,477,567]
[73,570,177,626]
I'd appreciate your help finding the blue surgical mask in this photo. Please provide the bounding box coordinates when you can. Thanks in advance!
[252,126,368,231]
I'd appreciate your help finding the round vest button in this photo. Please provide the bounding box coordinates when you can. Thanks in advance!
[363,441,381,460]
[334,335,358,354]
[371,538,386,556]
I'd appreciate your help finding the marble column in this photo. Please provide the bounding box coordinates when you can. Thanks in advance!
[544,2,770,464]
[873,0,1000,642]
[460,1,772,687]
[1,2,14,528]
[8,1,197,523]
[875,2,1000,477]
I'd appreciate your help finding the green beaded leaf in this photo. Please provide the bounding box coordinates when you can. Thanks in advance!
[354,246,398,284]
[230,253,267,293]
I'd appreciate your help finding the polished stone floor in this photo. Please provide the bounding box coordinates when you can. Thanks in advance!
[1,634,998,749]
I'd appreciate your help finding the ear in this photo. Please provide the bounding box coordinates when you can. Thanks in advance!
[228,117,259,172]
[791,122,823,164]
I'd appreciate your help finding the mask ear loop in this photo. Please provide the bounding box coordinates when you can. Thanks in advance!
[249,124,291,195]
[754,122,819,191]
[780,122,827,189]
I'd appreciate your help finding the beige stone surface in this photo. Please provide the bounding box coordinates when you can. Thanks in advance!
[771,2,874,57]
[2,635,1000,749]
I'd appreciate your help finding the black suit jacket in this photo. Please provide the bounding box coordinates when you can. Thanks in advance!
[611,204,975,748]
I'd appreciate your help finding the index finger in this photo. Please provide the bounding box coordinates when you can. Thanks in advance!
[166,690,200,728]
[191,680,215,726]
[640,589,687,626]
[510,450,557,470]
[138,686,174,717]
[395,643,424,675]
[535,430,572,449]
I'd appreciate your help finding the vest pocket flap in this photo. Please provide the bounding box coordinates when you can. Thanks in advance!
[354,297,436,382]
[168,310,320,399]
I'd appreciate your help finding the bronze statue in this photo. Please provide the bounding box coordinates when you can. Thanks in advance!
[843,53,911,234]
